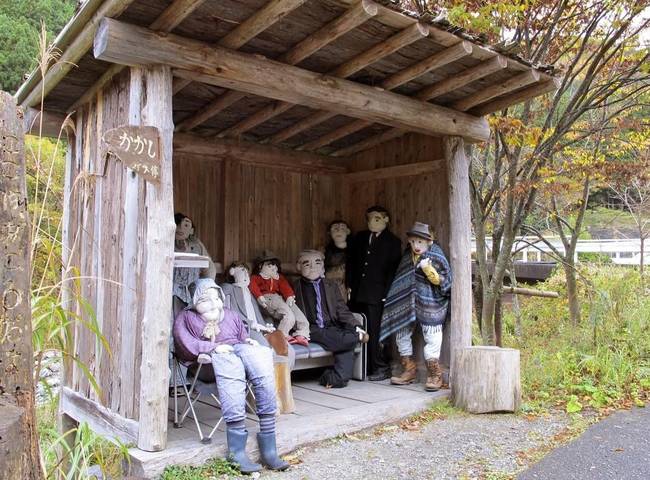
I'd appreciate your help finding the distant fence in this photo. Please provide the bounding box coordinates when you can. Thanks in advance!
[472,237,649,266]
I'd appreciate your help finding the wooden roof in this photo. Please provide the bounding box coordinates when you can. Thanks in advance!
[16,0,559,156]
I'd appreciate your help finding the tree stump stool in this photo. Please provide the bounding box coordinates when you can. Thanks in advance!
[274,356,295,414]
[453,346,521,413]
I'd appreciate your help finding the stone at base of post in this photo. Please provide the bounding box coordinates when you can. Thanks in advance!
[274,357,295,414]
[453,346,521,413]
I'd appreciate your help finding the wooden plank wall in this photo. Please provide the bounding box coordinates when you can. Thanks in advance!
[172,155,343,270]
[63,69,146,421]
[345,132,449,252]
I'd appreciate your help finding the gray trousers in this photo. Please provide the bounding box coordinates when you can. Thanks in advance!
[261,293,310,339]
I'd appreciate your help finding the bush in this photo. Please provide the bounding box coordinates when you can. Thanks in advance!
[577,252,612,264]
[502,265,650,413]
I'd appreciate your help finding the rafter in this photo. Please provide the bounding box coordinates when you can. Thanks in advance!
[177,0,378,132]
[470,77,561,116]
[329,56,510,156]
[95,19,490,142]
[216,21,429,138]
[297,41,475,151]
[451,70,541,112]
[68,0,208,112]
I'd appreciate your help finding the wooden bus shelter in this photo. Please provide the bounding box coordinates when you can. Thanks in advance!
[15,0,557,470]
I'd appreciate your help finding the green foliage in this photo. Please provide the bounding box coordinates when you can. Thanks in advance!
[38,398,130,479]
[0,0,76,92]
[503,266,650,414]
[577,252,612,264]
[160,458,241,480]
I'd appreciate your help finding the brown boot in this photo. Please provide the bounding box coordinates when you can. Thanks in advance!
[390,356,417,385]
[425,359,443,391]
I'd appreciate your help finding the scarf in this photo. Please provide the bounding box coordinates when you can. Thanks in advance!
[380,242,452,341]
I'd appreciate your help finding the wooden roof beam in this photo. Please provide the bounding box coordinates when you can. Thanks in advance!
[216,20,429,138]
[328,56,509,156]
[69,0,209,112]
[298,41,475,151]
[94,19,490,142]
[171,0,308,131]
[451,70,541,112]
[470,77,561,116]
[173,132,347,173]
[176,0,375,132]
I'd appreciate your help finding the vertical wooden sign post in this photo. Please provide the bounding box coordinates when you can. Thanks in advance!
[0,91,42,479]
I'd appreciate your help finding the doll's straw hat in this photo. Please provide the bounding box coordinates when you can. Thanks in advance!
[406,222,433,241]
[256,250,280,263]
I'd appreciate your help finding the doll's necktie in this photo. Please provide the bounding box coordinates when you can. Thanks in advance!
[311,279,324,328]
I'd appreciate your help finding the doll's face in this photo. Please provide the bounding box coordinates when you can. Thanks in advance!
[408,236,432,255]
[329,222,350,244]
[260,261,278,278]
[297,252,325,281]
[195,288,223,322]
[230,266,250,286]
[175,217,193,240]
[367,211,389,233]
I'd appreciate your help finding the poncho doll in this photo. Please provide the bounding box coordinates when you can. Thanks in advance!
[380,222,452,391]
[324,220,352,300]
[172,212,216,306]
[250,251,310,347]
[173,278,288,473]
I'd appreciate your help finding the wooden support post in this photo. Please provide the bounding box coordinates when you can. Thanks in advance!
[0,91,41,479]
[444,136,473,398]
[136,66,176,452]
[453,346,521,413]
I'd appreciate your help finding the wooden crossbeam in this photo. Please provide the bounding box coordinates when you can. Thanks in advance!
[470,77,561,116]
[216,20,428,138]
[69,0,208,112]
[177,0,378,132]
[95,19,490,142]
[174,133,347,173]
[173,0,309,131]
[329,56,509,156]
[298,41,475,151]
[451,70,541,112]
[344,159,443,183]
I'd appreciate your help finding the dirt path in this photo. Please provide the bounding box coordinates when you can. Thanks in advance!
[252,409,579,480]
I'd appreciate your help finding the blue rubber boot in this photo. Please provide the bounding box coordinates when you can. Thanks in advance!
[226,428,262,474]
[257,432,290,471]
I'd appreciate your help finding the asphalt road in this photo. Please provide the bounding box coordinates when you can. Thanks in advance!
[518,406,650,480]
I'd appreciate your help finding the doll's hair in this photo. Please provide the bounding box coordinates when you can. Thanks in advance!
[252,257,281,275]
[174,212,190,225]
[226,261,250,283]
[365,205,390,221]
[328,219,350,231]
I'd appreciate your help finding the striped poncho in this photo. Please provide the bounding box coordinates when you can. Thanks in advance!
[379,242,452,341]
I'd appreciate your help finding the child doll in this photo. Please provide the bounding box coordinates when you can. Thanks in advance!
[250,251,310,347]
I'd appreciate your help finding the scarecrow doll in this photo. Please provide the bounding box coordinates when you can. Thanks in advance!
[380,222,452,391]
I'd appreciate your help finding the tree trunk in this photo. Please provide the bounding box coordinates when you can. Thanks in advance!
[0,91,42,479]
[495,296,503,347]
[564,261,581,326]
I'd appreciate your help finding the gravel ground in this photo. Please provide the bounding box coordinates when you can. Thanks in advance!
[248,411,574,480]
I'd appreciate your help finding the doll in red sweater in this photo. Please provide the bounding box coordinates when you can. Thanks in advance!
[250,251,310,346]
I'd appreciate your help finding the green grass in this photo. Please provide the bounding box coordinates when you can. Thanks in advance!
[501,265,650,414]
[160,457,241,479]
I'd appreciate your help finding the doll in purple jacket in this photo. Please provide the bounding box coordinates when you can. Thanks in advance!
[173,278,288,473]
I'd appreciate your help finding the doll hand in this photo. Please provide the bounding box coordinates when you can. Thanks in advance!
[245,338,260,347]
[417,257,431,270]
[214,344,234,354]
[258,323,275,333]
[286,296,296,308]
[257,296,268,308]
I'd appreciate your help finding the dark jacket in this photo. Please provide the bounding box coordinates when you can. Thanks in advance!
[293,277,361,328]
[347,229,402,305]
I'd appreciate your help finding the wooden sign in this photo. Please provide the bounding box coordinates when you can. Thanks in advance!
[103,125,161,184]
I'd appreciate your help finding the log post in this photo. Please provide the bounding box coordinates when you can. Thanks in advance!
[0,91,42,479]
[444,136,472,395]
[136,67,176,451]
[453,346,521,413]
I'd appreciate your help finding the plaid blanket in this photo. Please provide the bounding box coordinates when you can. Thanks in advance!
[380,242,452,341]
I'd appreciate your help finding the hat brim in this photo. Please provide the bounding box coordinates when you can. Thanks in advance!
[407,230,432,241]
